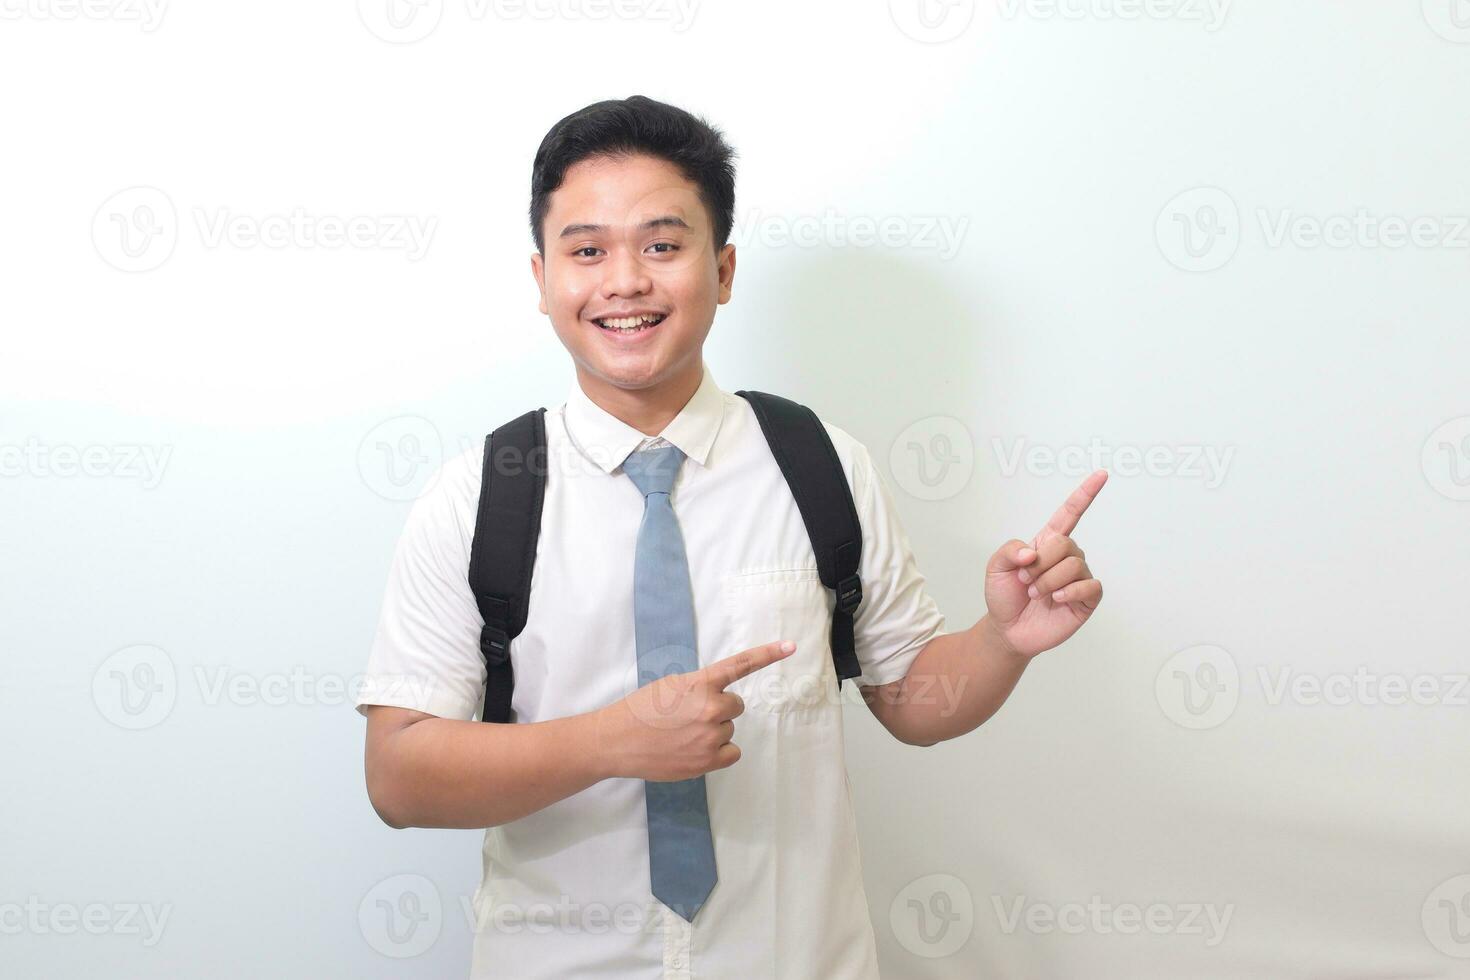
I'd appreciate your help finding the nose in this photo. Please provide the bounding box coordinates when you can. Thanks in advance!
[599,240,652,300]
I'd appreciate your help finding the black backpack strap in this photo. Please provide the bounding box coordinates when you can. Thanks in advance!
[467,408,547,723]
[734,390,864,686]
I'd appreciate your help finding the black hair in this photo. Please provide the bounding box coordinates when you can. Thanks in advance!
[529,95,737,256]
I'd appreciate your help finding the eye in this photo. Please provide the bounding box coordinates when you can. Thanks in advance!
[573,246,602,258]
[647,242,680,255]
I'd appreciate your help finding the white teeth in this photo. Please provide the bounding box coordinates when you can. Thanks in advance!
[599,314,662,330]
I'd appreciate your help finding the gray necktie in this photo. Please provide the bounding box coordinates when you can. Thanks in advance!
[621,445,717,924]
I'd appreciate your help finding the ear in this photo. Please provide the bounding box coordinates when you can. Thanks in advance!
[530,251,548,316]
[716,243,736,305]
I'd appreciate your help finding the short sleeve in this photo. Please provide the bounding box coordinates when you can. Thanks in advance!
[354,448,487,721]
[844,437,949,687]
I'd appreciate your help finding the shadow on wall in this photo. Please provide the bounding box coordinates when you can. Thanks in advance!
[719,247,986,462]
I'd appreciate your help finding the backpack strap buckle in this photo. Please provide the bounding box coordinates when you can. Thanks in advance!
[479,624,511,667]
[835,573,863,614]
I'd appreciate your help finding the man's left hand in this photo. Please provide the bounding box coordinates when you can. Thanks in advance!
[983,469,1108,659]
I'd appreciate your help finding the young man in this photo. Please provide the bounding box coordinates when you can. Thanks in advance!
[356,95,1106,978]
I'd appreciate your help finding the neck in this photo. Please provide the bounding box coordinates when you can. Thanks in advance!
[576,358,704,437]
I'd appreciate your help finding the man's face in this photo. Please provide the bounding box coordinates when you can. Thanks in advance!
[531,153,735,397]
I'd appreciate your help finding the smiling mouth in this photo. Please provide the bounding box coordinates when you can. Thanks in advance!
[594,313,667,333]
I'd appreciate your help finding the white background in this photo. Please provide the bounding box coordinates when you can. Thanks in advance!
[4,0,1470,976]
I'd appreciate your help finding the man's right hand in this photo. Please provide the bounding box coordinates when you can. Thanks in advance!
[596,640,796,782]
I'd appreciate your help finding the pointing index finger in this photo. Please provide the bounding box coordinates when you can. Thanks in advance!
[705,641,795,690]
[1034,469,1108,545]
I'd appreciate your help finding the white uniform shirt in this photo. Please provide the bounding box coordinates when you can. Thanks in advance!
[356,362,948,978]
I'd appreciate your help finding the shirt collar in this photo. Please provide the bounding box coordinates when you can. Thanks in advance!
[564,362,727,475]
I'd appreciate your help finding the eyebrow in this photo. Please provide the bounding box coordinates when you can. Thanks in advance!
[558,215,691,239]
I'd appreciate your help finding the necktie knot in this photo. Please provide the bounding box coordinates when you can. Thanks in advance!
[622,444,685,498]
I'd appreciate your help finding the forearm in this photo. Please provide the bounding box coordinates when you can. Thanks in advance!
[862,614,1029,747]
[370,708,614,830]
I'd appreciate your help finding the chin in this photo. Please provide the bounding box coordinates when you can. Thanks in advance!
[584,358,662,388]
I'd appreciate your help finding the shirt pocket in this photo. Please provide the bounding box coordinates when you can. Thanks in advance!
[719,567,837,714]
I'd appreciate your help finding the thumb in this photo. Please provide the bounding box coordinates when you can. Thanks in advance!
[988,538,1037,575]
